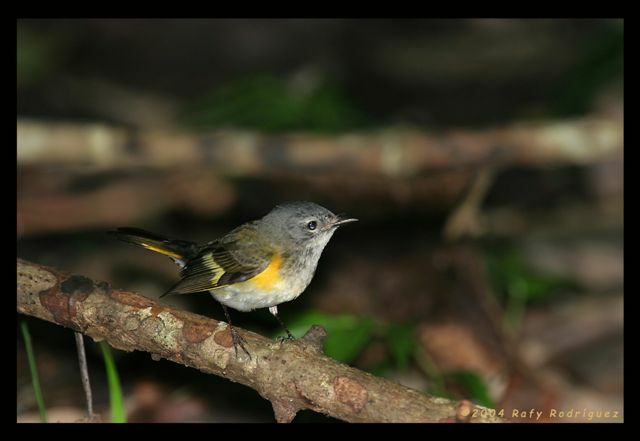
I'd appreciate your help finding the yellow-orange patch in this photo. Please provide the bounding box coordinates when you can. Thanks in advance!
[248,254,283,291]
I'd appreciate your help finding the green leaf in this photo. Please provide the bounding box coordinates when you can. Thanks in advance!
[100,342,126,423]
[280,311,375,363]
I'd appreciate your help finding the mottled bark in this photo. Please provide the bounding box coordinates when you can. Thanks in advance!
[17,258,502,423]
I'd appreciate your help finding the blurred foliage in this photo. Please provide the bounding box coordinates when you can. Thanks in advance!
[485,246,579,329]
[277,311,416,370]
[415,350,495,409]
[551,21,623,116]
[415,348,449,397]
[281,311,375,363]
[20,321,48,422]
[17,19,623,129]
[100,342,126,423]
[448,371,495,409]
[180,74,371,133]
[17,24,68,89]
[17,27,52,88]
[385,323,416,371]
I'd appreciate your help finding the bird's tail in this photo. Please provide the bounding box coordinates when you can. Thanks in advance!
[108,227,198,261]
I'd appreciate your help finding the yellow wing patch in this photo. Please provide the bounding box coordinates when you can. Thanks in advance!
[202,253,225,285]
[246,254,283,291]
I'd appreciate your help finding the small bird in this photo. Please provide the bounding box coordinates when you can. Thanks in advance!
[109,201,357,358]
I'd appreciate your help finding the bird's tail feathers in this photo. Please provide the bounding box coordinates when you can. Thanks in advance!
[108,227,197,261]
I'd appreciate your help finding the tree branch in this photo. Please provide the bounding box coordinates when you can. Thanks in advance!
[17,258,502,423]
[17,117,622,175]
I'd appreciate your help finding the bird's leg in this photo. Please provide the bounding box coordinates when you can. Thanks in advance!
[221,304,251,360]
[269,306,295,342]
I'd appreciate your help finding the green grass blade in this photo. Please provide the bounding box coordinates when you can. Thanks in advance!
[99,342,126,423]
[20,321,47,422]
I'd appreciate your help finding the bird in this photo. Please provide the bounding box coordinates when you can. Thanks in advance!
[109,201,358,358]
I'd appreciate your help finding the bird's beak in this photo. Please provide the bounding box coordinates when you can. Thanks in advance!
[331,215,358,227]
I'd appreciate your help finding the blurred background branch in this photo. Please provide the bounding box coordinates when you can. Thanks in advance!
[17,117,621,172]
[17,117,622,236]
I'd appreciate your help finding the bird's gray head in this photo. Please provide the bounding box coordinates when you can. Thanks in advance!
[259,201,357,252]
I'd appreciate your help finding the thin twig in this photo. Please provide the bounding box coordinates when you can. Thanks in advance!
[74,331,94,417]
[443,167,495,241]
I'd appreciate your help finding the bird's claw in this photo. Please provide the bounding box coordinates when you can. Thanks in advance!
[230,327,251,360]
[277,332,296,346]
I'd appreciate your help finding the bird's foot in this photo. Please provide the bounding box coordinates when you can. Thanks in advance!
[230,326,251,360]
[277,331,296,346]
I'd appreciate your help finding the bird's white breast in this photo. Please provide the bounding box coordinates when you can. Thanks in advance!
[209,280,304,312]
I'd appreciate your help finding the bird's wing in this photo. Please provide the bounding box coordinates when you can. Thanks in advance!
[160,222,273,296]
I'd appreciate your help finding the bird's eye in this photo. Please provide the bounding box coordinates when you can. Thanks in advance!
[307,221,317,231]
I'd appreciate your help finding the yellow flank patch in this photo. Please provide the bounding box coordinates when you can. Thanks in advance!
[141,243,182,260]
[249,254,283,291]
